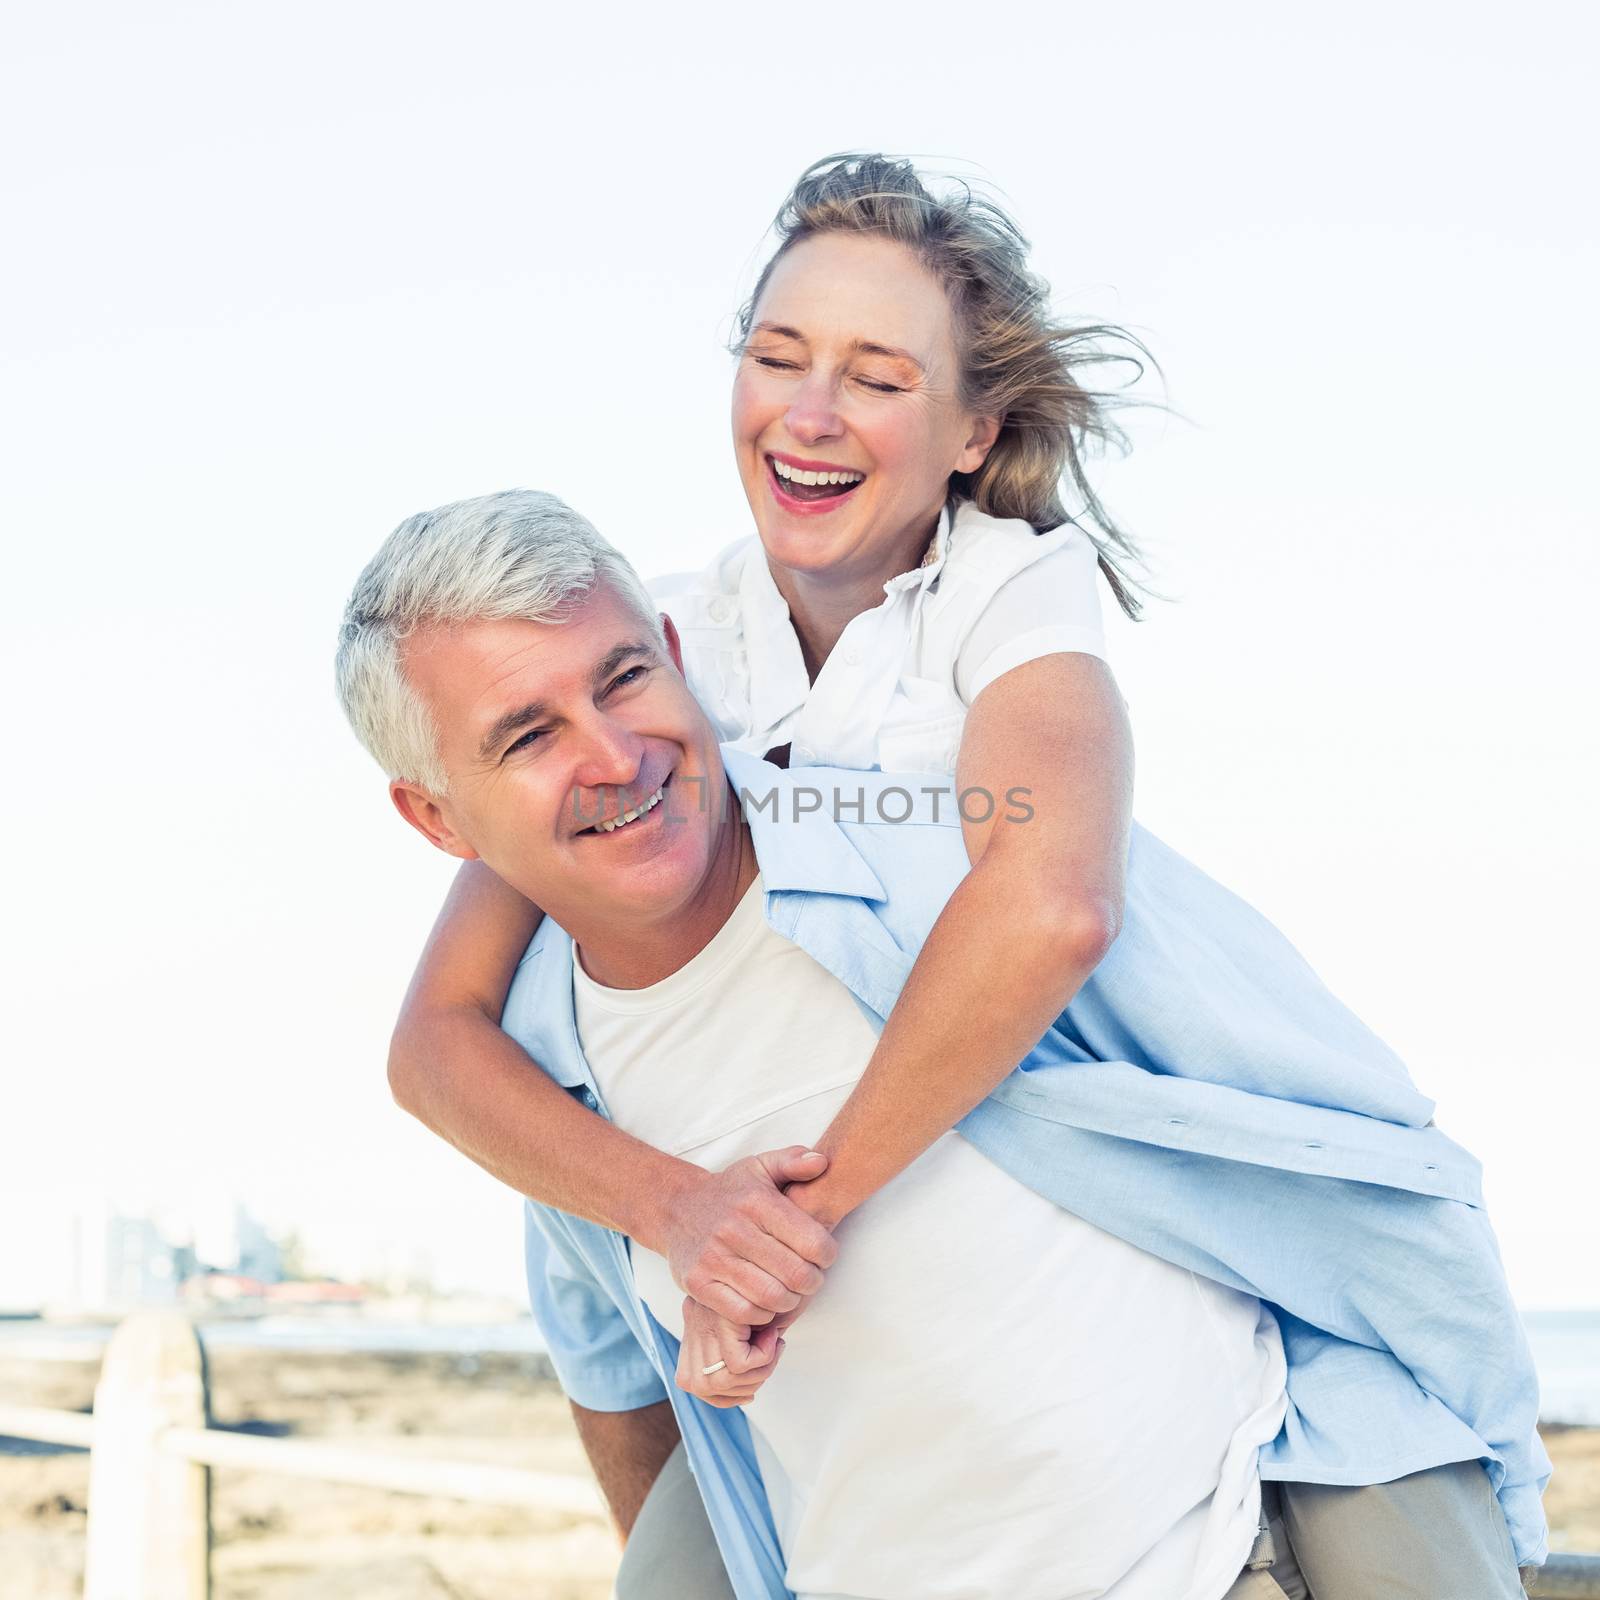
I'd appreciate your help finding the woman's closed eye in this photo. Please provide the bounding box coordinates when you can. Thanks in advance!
[753,354,901,394]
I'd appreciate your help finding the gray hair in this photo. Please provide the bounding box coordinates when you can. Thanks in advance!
[335,489,664,793]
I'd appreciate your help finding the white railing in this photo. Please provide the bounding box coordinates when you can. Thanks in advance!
[3,1309,1598,1598]
[0,1309,603,1600]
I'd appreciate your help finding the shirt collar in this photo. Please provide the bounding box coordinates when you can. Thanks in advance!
[720,744,888,902]
[738,546,809,743]
[881,500,953,596]
[737,502,955,748]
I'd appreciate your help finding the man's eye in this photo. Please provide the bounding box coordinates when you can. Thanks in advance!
[609,665,649,693]
[504,728,545,758]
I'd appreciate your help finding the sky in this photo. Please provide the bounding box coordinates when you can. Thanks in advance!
[3,1,1597,1307]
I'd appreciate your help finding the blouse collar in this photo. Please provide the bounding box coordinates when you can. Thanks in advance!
[739,500,957,740]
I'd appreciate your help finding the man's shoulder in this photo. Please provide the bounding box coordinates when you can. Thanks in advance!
[723,750,969,937]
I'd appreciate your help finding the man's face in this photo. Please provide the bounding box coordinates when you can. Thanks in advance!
[391,585,727,936]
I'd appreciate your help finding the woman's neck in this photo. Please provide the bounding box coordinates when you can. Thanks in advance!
[769,510,941,683]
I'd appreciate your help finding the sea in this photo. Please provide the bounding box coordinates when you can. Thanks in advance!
[4,1308,1600,1425]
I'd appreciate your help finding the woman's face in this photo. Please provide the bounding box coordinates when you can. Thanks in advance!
[731,232,998,588]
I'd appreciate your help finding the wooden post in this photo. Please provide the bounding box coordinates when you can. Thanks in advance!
[83,1311,210,1600]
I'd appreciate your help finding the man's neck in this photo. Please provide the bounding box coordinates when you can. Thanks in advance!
[573,785,758,990]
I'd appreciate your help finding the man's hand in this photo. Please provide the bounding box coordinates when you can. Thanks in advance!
[675,1297,790,1408]
[661,1147,839,1324]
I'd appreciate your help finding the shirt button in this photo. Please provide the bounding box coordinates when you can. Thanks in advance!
[844,648,863,666]
[580,1089,598,1110]
[794,744,813,763]
[708,598,734,624]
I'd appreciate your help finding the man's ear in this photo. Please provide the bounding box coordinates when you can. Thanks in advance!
[389,780,480,861]
[955,413,1002,476]
[661,611,685,675]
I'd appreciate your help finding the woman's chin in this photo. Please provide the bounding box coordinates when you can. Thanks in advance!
[755,518,850,575]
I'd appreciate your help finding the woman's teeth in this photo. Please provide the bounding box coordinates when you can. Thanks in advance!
[594,786,665,834]
[771,459,864,489]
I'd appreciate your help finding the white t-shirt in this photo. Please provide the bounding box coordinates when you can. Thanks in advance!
[648,500,1108,776]
[573,878,1287,1600]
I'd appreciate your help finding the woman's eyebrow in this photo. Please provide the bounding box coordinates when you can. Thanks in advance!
[750,321,924,372]
[750,321,805,343]
[851,339,924,372]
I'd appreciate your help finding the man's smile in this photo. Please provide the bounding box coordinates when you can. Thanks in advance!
[575,774,674,839]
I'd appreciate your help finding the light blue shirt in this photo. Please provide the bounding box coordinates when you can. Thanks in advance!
[504,747,1549,1596]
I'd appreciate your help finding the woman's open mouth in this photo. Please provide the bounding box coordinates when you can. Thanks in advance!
[767,454,865,515]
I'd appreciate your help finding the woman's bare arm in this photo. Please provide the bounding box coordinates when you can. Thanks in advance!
[791,652,1134,1226]
[389,859,837,1320]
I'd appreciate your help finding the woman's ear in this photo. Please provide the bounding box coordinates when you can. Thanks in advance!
[955,413,1002,475]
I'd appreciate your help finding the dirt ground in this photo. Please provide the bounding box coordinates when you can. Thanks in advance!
[0,1348,619,1599]
[3,1348,1597,1597]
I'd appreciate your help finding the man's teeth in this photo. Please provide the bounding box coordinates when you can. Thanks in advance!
[772,459,864,488]
[595,786,665,833]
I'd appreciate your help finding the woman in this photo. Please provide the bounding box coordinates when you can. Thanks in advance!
[389,154,1150,1338]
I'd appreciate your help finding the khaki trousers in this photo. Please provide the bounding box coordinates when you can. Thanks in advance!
[1223,1464,1526,1600]
[617,1446,1529,1600]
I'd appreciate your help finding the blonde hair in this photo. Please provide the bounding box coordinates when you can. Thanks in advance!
[336,489,663,793]
[737,153,1153,618]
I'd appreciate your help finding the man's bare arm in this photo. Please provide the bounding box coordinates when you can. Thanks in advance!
[569,1398,683,1539]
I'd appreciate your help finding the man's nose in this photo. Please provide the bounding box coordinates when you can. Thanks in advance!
[785,371,844,445]
[571,717,645,799]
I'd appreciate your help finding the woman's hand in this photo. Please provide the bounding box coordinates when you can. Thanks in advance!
[675,1296,790,1408]
[662,1148,839,1324]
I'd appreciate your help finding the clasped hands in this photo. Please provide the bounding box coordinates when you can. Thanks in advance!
[663,1145,844,1409]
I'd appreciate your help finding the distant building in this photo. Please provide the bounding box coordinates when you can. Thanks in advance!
[74,1208,179,1310]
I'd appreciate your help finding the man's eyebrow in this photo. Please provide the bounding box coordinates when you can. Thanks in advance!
[591,640,658,685]
[475,641,659,763]
[477,700,550,763]
[748,322,924,372]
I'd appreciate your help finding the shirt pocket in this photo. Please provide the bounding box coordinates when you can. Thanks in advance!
[876,674,966,776]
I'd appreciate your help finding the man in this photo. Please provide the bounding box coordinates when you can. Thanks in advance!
[336,490,1543,1600]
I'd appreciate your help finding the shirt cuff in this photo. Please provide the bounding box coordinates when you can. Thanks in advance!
[548,1349,671,1413]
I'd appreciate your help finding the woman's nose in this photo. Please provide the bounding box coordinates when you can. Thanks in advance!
[785,373,844,444]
